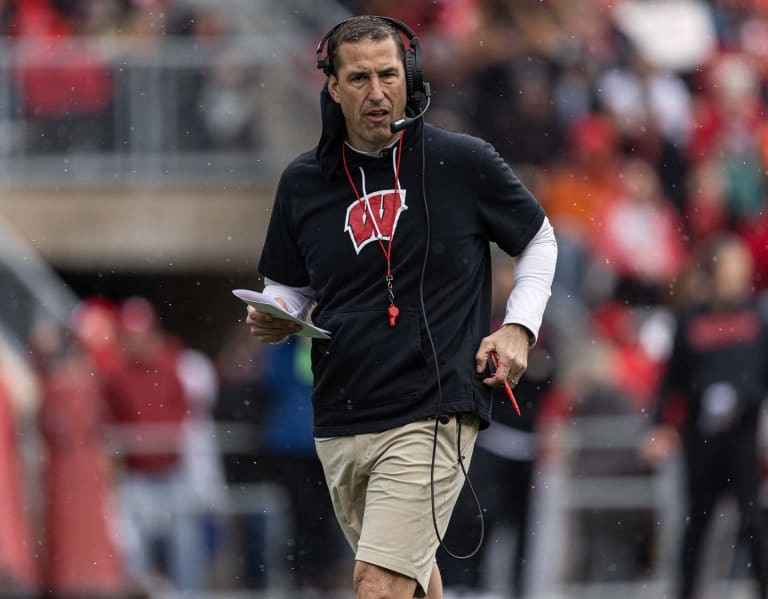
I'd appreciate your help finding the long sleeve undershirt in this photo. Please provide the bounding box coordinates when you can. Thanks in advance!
[263,216,557,344]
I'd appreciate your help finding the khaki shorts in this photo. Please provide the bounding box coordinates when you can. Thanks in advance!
[314,415,479,597]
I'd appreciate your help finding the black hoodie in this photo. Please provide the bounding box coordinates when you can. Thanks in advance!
[258,84,545,437]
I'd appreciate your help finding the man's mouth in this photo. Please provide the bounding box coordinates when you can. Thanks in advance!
[365,108,389,123]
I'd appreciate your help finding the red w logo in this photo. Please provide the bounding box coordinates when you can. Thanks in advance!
[344,189,407,254]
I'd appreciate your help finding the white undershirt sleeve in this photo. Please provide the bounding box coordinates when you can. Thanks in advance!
[502,216,557,345]
[262,219,556,346]
[262,277,314,320]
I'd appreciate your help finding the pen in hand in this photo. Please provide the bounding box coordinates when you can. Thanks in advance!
[489,351,521,416]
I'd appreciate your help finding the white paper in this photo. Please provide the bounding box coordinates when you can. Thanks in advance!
[232,289,331,339]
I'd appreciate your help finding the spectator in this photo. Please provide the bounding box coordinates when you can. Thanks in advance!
[176,346,229,571]
[13,0,114,152]
[688,52,766,220]
[213,325,272,589]
[103,296,207,593]
[31,316,127,597]
[259,337,350,592]
[683,157,729,245]
[177,346,228,517]
[538,112,624,300]
[592,158,687,305]
[641,234,768,599]
[199,48,262,151]
[596,49,692,203]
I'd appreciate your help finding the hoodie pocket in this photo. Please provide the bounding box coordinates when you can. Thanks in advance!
[311,308,428,414]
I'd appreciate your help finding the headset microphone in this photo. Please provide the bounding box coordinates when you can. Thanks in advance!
[390,88,431,133]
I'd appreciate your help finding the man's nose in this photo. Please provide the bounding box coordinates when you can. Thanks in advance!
[368,77,385,101]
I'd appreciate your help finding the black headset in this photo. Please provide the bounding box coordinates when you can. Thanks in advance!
[315,15,429,109]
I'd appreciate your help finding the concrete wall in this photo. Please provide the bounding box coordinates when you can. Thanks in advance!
[0,186,274,271]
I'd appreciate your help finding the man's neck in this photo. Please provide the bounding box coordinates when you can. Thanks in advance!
[345,137,399,157]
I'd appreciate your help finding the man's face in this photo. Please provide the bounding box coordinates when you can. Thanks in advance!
[328,36,407,152]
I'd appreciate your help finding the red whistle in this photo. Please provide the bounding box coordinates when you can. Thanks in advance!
[388,304,399,327]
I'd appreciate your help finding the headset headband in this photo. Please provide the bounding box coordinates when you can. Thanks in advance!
[315,15,427,108]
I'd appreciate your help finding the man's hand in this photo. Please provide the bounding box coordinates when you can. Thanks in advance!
[246,298,302,343]
[475,323,531,388]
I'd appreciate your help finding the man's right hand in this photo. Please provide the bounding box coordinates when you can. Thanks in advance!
[246,298,302,343]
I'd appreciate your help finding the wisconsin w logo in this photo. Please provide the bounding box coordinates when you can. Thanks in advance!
[344,189,407,254]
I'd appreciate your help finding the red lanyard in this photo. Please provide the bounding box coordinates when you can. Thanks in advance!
[342,133,404,327]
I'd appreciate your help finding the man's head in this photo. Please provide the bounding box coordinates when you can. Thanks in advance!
[704,234,754,306]
[118,296,162,360]
[324,16,408,152]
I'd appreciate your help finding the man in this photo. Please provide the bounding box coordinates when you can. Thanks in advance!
[104,297,207,592]
[246,15,556,599]
[642,234,768,599]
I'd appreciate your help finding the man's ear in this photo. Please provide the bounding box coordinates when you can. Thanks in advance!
[328,75,341,104]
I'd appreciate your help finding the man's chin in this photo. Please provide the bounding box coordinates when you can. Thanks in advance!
[368,129,397,146]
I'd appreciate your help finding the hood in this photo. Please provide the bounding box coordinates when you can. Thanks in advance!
[315,79,423,181]
[316,80,347,181]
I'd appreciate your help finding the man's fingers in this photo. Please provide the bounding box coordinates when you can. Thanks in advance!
[475,338,494,373]
[246,305,274,324]
[254,332,289,343]
[483,351,526,388]
[246,306,302,341]
[476,325,530,389]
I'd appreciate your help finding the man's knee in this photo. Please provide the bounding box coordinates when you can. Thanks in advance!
[353,561,416,599]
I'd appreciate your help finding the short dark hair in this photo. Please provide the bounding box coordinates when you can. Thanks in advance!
[326,15,405,77]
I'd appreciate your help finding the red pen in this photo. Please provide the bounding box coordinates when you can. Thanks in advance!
[489,351,521,416]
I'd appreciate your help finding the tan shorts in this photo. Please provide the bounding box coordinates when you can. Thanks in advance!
[314,415,479,597]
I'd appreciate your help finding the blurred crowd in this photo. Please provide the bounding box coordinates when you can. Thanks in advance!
[349,0,768,596]
[0,294,352,597]
[0,0,263,154]
[0,0,768,597]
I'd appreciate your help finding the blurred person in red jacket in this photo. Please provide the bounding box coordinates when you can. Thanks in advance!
[104,296,208,593]
[12,0,115,152]
[30,314,128,597]
[593,158,687,305]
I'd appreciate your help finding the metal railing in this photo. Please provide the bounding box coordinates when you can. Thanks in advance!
[0,217,79,343]
[0,34,321,187]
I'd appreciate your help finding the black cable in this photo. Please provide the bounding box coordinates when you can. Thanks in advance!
[417,125,485,560]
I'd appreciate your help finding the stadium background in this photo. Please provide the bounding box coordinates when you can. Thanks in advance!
[0,0,766,598]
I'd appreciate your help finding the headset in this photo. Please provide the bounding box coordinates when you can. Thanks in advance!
[315,16,482,560]
[315,15,431,127]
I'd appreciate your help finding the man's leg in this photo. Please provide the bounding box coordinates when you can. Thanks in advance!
[424,563,443,599]
[354,561,417,599]
[352,561,443,599]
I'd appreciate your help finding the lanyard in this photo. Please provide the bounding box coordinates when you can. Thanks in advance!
[342,133,405,327]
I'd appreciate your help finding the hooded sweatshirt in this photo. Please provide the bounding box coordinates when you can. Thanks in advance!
[258,85,545,437]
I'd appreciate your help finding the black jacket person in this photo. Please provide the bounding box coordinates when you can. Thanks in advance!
[643,234,768,599]
[245,15,557,599]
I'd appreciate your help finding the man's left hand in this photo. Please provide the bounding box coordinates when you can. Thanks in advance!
[475,323,531,388]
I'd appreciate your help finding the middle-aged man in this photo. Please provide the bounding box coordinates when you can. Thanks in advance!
[246,15,557,599]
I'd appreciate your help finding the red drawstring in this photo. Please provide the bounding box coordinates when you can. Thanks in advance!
[341,133,404,278]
